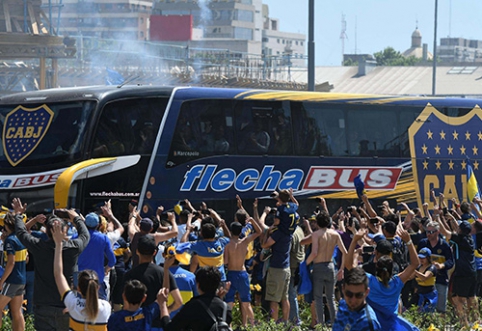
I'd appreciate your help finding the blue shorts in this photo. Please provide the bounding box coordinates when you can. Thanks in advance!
[225,270,251,303]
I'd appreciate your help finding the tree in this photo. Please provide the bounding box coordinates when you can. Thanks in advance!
[373,47,423,66]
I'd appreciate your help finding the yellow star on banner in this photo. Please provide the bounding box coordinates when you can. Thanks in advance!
[475,161,480,170]
[434,145,441,154]
[462,160,467,170]
[453,130,459,140]
[427,130,433,139]
[460,145,466,155]
[478,131,482,141]
[423,160,429,169]
[447,145,454,155]
[421,144,428,154]
[473,146,479,155]
[439,130,446,140]
[465,131,472,140]
[448,160,454,170]
[435,160,442,170]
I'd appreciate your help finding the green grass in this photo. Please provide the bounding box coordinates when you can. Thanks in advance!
[1,299,478,331]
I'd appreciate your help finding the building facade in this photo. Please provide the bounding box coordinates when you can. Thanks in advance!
[438,37,482,63]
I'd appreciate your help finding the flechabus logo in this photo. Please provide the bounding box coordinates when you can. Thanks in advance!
[180,165,402,192]
[303,166,402,190]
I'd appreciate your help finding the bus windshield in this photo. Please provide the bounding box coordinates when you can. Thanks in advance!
[0,101,95,170]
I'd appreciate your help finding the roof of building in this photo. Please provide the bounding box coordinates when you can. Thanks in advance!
[290,65,482,96]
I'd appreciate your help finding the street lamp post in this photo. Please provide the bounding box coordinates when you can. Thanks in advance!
[432,0,438,96]
[308,0,315,91]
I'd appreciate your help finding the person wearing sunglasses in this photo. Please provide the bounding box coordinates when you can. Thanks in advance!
[332,267,381,331]
[416,221,454,313]
[345,227,420,331]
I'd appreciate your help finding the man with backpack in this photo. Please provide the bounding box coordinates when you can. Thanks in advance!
[158,266,232,331]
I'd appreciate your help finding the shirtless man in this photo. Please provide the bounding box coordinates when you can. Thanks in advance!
[224,218,261,326]
[306,210,347,326]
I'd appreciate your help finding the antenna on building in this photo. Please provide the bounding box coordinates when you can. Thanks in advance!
[354,16,358,55]
[448,0,452,37]
[340,13,348,65]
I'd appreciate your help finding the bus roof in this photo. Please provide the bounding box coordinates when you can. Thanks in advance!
[0,85,480,109]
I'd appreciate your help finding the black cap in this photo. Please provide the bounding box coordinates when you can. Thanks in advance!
[382,221,397,235]
[376,239,393,255]
[137,234,157,255]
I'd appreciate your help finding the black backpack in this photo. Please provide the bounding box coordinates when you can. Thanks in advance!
[389,237,408,273]
[198,299,232,331]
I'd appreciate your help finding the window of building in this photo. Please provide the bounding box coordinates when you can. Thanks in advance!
[236,9,253,22]
[234,27,253,40]
[277,39,280,44]
[239,0,252,4]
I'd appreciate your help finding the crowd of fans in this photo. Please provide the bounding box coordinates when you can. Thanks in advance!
[1,188,482,331]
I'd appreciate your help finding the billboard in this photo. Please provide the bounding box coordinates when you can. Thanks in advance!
[150,15,193,41]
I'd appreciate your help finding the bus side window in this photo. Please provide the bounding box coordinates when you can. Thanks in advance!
[167,99,234,166]
[291,101,338,156]
[92,98,166,158]
[271,107,293,155]
[235,100,291,155]
[346,106,398,157]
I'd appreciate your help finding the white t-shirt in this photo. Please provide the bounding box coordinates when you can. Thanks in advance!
[62,290,111,331]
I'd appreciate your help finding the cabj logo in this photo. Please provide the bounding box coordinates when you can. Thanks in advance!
[2,105,54,167]
[408,104,482,207]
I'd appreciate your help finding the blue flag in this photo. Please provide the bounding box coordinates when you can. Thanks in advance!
[354,174,366,199]
[105,68,125,85]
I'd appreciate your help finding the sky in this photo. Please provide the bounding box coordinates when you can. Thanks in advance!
[262,0,482,66]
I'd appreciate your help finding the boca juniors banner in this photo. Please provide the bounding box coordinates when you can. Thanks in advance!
[409,104,482,207]
[2,105,54,167]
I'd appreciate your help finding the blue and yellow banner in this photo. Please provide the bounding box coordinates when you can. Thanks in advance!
[409,104,482,207]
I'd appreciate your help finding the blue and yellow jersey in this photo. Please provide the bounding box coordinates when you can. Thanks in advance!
[240,223,255,261]
[190,237,229,280]
[168,265,198,317]
[415,264,437,289]
[276,202,300,235]
[107,302,159,331]
[4,233,27,285]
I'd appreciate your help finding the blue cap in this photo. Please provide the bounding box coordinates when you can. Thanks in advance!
[85,212,99,228]
[418,247,432,259]
[368,233,385,244]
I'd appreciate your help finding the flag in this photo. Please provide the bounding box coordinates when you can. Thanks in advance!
[167,243,192,265]
[105,68,125,85]
[467,159,481,203]
[354,174,366,199]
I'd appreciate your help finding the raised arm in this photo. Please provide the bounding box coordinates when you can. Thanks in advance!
[127,206,140,241]
[397,228,420,284]
[345,228,366,270]
[289,188,299,207]
[25,214,46,232]
[67,209,90,250]
[52,221,70,296]
[236,195,246,211]
[102,200,124,236]
[244,217,261,244]
[154,212,178,244]
[361,194,377,218]
[422,203,433,222]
